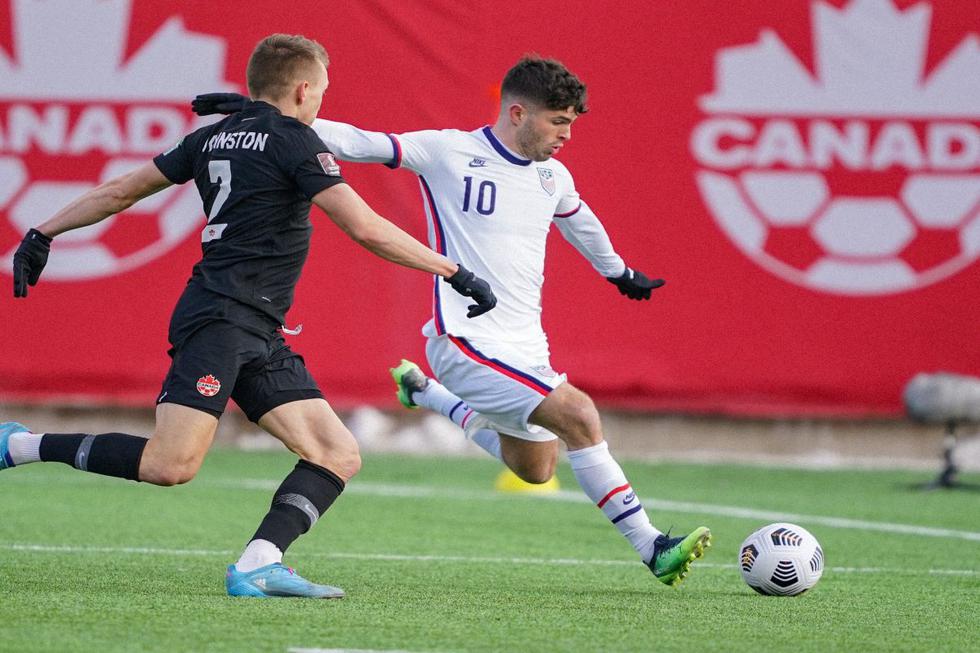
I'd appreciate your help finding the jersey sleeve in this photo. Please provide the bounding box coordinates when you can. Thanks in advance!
[280,125,348,200]
[311,119,401,168]
[153,131,202,184]
[553,171,583,218]
[388,130,448,175]
[554,199,627,278]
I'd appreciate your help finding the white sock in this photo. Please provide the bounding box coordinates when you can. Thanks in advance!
[235,539,283,573]
[414,381,474,428]
[469,429,503,460]
[567,440,661,563]
[414,380,502,460]
[7,432,42,465]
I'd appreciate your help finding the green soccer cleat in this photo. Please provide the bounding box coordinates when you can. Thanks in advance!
[389,358,428,409]
[646,526,712,587]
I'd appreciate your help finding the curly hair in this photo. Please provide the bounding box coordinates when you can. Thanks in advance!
[501,55,588,114]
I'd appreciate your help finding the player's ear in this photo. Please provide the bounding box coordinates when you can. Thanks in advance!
[295,80,310,106]
[507,102,526,126]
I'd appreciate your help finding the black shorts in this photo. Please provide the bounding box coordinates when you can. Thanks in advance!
[158,287,322,422]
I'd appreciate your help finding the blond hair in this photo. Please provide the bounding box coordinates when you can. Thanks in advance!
[246,33,329,100]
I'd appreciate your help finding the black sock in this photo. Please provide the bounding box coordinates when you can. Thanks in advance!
[39,433,148,481]
[251,460,345,553]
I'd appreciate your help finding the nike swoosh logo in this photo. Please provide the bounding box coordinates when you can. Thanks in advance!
[623,492,636,505]
[469,159,487,167]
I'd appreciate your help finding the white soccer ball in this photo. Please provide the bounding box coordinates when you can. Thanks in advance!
[739,522,824,596]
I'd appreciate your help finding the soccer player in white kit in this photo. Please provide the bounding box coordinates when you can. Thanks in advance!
[192,56,711,587]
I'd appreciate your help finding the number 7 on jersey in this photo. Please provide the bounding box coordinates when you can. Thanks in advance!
[207,160,232,222]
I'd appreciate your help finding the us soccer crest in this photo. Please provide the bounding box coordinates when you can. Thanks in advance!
[537,167,556,195]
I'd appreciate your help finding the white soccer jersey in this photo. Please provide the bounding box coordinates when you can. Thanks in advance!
[311,120,626,353]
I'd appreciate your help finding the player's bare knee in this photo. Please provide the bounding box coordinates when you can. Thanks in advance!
[139,445,204,486]
[142,461,199,486]
[561,391,602,445]
[332,448,362,481]
[300,433,361,481]
[518,460,557,485]
[157,467,197,486]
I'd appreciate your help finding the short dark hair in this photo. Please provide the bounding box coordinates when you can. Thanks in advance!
[246,34,329,99]
[501,55,588,114]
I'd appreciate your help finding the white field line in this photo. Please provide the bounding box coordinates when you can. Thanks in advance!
[6,473,980,543]
[288,650,421,653]
[288,649,421,653]
[1,543,977,577]
[288,650,424,653]
[212,479,980,543]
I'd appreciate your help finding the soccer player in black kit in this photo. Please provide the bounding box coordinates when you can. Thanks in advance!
[1,34,496,598]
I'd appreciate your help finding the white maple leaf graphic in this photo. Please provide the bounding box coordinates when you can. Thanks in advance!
[0,0,233,100]
[700,0,980,117]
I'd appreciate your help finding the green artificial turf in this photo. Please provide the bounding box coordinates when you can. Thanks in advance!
[1,450,977,652]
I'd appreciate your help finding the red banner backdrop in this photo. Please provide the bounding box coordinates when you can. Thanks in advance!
[1,0,977,415]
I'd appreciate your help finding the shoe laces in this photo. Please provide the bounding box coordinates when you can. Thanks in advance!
[654,527,683,553]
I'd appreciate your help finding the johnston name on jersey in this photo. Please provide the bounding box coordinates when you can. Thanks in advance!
[155,101,345,326]
[311,121,625,354]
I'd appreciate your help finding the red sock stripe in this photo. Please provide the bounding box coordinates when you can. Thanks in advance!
[597,483,631,508]
[460,409,475,429]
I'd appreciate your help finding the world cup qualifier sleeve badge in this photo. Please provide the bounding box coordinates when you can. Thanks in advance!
[196,374,221,397]
[317,152,342,176]
[537,167,556,195]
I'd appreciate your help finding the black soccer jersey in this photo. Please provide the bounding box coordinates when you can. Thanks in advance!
[154,101,345,324]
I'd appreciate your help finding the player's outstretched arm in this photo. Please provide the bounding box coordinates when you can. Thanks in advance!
[554,201,664,301]
[191,95,399,166]
[312,183,496,317]
[13,162,173,297]
[308,120,399,165]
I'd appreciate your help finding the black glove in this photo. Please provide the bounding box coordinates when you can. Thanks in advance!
[606,267,664,301]
[13,228,52,298]
[445,264,497,318]
[191,92,249,116]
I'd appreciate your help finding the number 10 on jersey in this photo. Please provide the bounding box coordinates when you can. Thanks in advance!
[462,176,496,215]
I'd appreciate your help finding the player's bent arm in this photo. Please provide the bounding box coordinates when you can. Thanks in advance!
[36,162,173,238]
[310,120,397,165]
[13,162,173,297]
[312,183,456,277]
[553,201,626,278]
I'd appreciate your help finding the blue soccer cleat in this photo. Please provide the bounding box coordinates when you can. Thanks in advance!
[225,562,345,598]
[0,421,29,470]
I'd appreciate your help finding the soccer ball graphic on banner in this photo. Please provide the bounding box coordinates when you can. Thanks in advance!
[0,0,235,281]
[1,157,205,280]
[739,522,824,596]
[692,0,980,295]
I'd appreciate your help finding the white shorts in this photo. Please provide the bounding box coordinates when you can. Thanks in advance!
[425,334,566,442]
